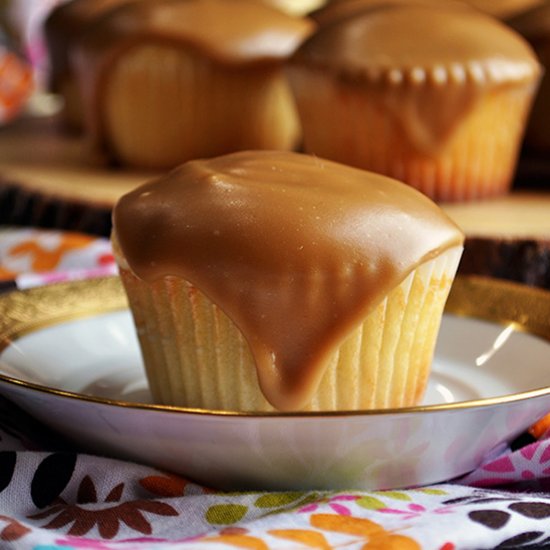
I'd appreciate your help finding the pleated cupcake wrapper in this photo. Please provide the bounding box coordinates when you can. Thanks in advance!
[289,66,537,202]
[96,44,300,168]
[120,246,462,412]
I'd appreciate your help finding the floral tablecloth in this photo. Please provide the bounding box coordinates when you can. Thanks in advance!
[0,227,550,550]
[1,1,550,548]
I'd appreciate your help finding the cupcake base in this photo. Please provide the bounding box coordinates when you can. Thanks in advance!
[289,68,536,202]
[119,246,462,412]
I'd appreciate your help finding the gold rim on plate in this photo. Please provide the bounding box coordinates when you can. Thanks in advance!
[0,275,549,417]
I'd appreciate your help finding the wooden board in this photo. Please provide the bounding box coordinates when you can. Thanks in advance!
[443,195,550,289]
[1,114,550,289]
[0,115,156,235]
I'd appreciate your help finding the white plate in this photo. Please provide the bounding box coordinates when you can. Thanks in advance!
[0,276,549,490]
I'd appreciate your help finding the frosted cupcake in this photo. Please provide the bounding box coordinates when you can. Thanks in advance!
[72,0,314,169]
[112,151,464,412]
[44,0,136,132]
[287,6,541,202]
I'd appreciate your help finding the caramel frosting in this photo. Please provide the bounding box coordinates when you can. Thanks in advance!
[44,0,135,91]
[74,0,314,67]
[113,151,464,410]
[289,6,540,153]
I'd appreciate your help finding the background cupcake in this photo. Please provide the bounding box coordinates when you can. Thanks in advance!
[287,5,541,202]
[72,0,314,169]
[112,151,464,412]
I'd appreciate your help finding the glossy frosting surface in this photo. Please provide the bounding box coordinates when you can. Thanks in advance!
[114,151,463,410]
[76,0,314,65]
[294,5,537,72]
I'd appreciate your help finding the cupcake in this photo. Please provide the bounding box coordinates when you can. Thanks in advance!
[44,0,137,132]
[72,0,314,169]
[508,3,550,153]
[112,151,464,412]
[287,6,541,202]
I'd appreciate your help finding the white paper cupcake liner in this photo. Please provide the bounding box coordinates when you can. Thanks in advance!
[119,246,462,412]
[288,65,537,202]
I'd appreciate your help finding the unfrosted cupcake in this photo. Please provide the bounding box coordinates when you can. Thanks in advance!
[112,151,464,412]
[287,6,541,202]
[508,3,550,153]
[72,0,314,169]
[44,0,137,132]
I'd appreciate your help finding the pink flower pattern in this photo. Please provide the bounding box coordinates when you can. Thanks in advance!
[377,502,457,520]
[299,495,359,516]
[459,436,550,488]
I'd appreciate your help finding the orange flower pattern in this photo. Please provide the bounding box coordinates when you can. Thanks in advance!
[0,48,33,123]
[202,516,420,550]
[8,233,94,272]
[0,229,116,284]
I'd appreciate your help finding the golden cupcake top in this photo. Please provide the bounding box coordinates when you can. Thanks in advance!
[113,151,463,410]
[73,0,314,66]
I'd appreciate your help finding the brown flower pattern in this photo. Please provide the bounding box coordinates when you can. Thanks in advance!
[27,475,178,539]
[0,514,30,542]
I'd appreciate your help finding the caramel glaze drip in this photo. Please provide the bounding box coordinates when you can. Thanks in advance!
[71,0,313,161]
[290,6,540,154]
[74,0,314,66]
[113,151,464,411]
